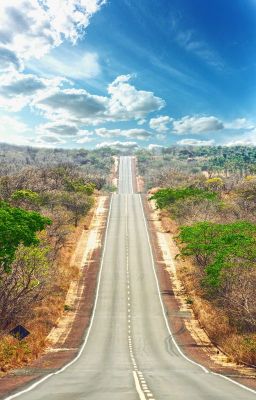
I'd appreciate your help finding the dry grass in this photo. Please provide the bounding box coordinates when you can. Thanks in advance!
[0,205,95,374]
[176,254,256,366]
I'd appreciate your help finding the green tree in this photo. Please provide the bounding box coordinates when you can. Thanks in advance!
[11,189,42,209]
[150,187,217,209]
[179,221,256,288]
[0,202,51,271]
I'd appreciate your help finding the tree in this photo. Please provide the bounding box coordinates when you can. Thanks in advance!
[0,202,51,272]
[11,189,42,209]
[60,193,93,226]
[150,187,217,209]
[0,243,50,330]
[179,221,256,288]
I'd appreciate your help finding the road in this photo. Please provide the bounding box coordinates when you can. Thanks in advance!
[5,156,255,399]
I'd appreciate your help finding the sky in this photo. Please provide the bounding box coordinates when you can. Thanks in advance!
[0,0,255,151]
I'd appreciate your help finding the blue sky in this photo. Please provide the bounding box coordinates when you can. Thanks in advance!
[0,0,255,150]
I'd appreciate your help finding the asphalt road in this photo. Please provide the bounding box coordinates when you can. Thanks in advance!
[5,156,255,399]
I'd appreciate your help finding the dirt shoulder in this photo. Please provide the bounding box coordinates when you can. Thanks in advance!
[0,196,110,399]
[142,194,256,391]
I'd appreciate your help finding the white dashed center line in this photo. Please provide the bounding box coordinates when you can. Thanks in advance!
[125,196,155,400]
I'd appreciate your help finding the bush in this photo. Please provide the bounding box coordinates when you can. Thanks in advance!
[150,187,217,209]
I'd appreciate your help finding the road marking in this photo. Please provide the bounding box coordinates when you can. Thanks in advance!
[4,196,114,400]
[139,195,256,395]
[126,194,156,400]
[133,371,147,400]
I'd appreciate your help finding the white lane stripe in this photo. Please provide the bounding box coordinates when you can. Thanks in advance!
[133,371,147,400]
[129,156,134,194]
[4,196,114,400]
[139,195,256,394]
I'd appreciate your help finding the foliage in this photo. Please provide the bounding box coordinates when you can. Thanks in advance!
[59,193,94,226]
[64,179,95,195]
[150,187,217,209]
[0,243,50,330]
[11,189,42,207]
[0,202,51,272]
[179,221,256,288]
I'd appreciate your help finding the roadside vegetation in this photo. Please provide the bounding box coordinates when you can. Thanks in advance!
[0,144,114,373]
[138,146,256,365]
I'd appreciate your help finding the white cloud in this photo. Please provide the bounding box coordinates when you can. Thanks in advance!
[173,115,223,134]
[107,75,165,120]
[35,87,108,122]
[0,1,105,72]
[96,141,139,150]
[32,51,101,80]
[0,47,22,73]
[0,72,65,111]
[37,121,80,137]
[148,144,165,151]
[95,127,152,140]
[33,134,66,148]
[176,30,223,68]
[34,75,165,124]
[225,118,255,130]
[177,138,215,146]
[149,115,173,132]
[75,135,93,144]
[0,115,32,145]
[0,115,28,134]
[224,130,256,146]
[137,119,147,126]
[156,133,166,140]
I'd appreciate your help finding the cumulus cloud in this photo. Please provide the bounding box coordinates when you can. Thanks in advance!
[0,72,65,111]
[96,141,139,150]
[173,115,224,134]
[95,127,152,140]
[34,75,165,124]
[0,47,22,73]
[149,115,173,132]
[35,87,107,122]
[0,1,105,72]
[177,138,215,146]
[37,121,80,137]
[107,75,165,120]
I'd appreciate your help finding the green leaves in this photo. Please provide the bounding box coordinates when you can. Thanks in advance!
[179,221,256,288]
[11,189,42,206]
[150,187,217,209]
[0,201,51,272]
[64,178,95,195]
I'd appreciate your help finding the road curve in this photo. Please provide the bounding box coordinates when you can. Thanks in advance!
[4,156,255,400]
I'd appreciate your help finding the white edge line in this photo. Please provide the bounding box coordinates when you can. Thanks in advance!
[133,371,147,400]
[139,195,256,395]
[129,156,134,194]
[4,196,114,400]
[138,195,208,373]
